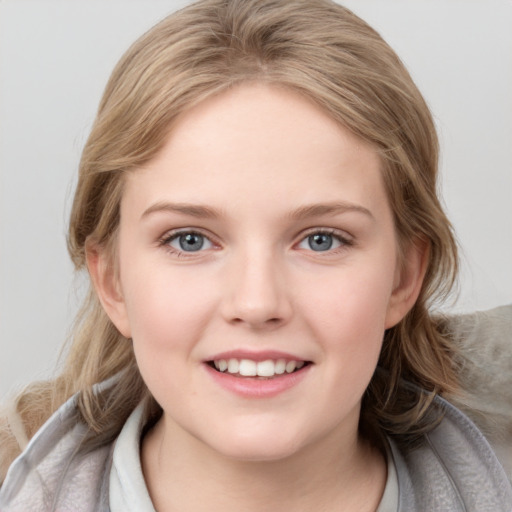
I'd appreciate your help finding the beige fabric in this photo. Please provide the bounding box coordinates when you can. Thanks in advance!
[444,304,512,481]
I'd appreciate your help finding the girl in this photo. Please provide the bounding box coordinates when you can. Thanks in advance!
[1,0,511,510]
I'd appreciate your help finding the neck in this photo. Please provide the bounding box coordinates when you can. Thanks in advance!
[141,415,387,512]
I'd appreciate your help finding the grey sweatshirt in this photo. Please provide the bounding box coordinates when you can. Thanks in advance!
[0,387,511,511]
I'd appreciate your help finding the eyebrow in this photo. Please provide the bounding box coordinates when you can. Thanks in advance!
[141,200,374,221]
[141,202,221,220]
[288,202,374,221]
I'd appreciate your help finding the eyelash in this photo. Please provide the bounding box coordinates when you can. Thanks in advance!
[158,229,216,257]
[297,228,354,253]
[158,228,354,257]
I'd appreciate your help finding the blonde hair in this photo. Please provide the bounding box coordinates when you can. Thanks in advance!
[1,0,459,478]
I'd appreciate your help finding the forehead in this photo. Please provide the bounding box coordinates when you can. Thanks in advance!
[122,83,388,219]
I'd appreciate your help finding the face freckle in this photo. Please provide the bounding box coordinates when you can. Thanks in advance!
[108,82,405,462]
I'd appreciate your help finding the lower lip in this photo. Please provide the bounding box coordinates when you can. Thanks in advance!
[204,364,311,398]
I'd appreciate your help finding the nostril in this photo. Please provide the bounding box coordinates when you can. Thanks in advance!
[229,316,283,327]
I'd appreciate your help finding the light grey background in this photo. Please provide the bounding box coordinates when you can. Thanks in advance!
[1,0,511,397]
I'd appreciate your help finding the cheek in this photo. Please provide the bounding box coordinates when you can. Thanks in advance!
[120,260,219,355]
[299,253,397,365]
[309,265,394,327]
[122,265,220,406]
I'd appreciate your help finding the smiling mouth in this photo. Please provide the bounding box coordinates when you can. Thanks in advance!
[207,358,312,379]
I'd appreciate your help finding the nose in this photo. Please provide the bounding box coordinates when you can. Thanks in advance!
[221,249,292,329]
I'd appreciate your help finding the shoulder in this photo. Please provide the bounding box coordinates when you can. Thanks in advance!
[390,394,512,511]
[0,393,112,512]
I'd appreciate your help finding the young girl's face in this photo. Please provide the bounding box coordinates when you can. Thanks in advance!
[95,83,422,461]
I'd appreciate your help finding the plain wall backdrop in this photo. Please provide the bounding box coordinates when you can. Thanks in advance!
[1,0,511,397]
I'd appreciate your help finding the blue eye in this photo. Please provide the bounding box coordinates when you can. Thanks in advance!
[298,232,345,252]
[168,232,213,252]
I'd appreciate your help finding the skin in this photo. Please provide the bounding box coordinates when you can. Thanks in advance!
[89,83,426,511]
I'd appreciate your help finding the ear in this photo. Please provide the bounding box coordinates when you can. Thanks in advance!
[86,243,132,338]
[385,239,429,329]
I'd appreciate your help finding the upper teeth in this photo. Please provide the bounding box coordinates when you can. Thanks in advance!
[213,358,305,377]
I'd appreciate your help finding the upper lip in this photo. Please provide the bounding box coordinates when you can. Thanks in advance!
[205,349,310,363]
